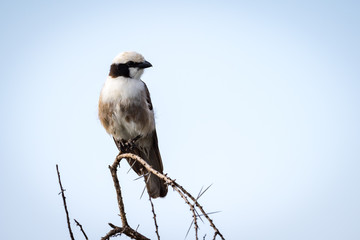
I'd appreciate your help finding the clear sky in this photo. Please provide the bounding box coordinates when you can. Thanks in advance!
[0,0,359,239]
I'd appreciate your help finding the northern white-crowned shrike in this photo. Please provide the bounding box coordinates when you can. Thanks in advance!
[98,51,167,198]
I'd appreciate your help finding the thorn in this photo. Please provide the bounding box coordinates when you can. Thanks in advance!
[195,208,204,223]
[140,175,151,199]
[127,160,137,174]
[140,185,147,199]
[197,184,213,200]
[198,211,222,217]
[134,172,149,181]
[185,219,194,239]
[134,175,145,181]
[196,186,204,200]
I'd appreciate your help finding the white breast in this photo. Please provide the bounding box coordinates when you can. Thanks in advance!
[100,76,155,140]
[101,76,145,103]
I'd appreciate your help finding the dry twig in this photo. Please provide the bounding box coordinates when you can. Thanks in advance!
[116,153,225,240]
[102,159,150,240]
[74,219,88,240]
[57,151,225,240]
[56,164,75,240]
[147,186,160,240]
[101,223,149,240]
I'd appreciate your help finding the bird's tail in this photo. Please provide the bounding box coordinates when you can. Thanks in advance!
[126,148,168,198]
[113,135,168,198]
[144,171,168,198]
[145,133,168,198]
[114,147,166,198]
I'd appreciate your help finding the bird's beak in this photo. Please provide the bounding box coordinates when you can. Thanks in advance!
[138,60,152,69]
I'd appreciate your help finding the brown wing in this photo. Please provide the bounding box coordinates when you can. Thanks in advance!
[98,98,114,134]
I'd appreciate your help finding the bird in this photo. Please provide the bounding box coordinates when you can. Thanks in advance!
[98,51,168,198]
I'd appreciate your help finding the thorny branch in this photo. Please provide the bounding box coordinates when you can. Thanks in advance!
[57,152,225,240]
[114,153,225,240]
[56,164,75,240]
[102,161,150,240]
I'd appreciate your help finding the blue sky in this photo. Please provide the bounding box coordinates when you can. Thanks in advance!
[0,1,359,239]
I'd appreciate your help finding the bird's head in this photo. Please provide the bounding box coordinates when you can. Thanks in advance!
[109,51,152,79]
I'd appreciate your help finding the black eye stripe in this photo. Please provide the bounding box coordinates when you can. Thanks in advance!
[109,63,130,78]
[126,61,142,67]
[126,61,134,67]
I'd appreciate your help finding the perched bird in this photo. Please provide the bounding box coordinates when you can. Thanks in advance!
[98,51,167,198]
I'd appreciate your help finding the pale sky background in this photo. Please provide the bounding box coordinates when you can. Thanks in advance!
[0,0,359,239]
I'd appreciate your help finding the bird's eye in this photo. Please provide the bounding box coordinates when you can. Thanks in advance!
[126,61,135,67]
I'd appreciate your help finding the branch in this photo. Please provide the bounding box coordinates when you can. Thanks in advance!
[101,223,150,240]
[147,190,160,240]
[116,153,225,240]
[57,151,224,240]
[108,164,129,227]
[104,157,150,240]
[56,164,75,240]
[74,219,88,240]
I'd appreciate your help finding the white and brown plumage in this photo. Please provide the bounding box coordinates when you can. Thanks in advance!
[98,51,167,198]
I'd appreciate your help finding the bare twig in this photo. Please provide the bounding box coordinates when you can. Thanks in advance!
[213,232,219,240]
[173,182,224,240]
[143,171,160,240]
[56,164,75,240]
[101,222,150,240]
[174,184,198,240]
[74,219,88,240]
[57,151,224,240]
[101,224,124,240]
[191,204,199,240]
[108,163,129,227]
[116,153,225,240]
[101,223,150,240]
[105,156,150,240]
[148,194,160,240]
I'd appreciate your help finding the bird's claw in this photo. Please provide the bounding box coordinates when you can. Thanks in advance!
[118,139,132,152]
[118,135,142,153]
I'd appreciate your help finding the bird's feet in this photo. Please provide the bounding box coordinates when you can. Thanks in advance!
[116,135,142,153]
